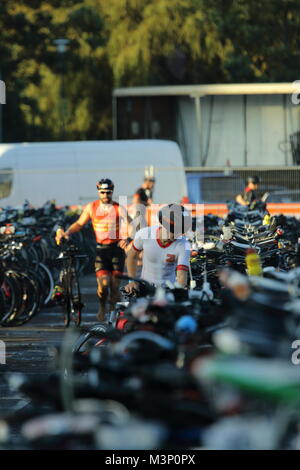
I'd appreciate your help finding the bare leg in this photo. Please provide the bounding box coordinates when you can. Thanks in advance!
[109,275,121,311]
[96,274,111,321]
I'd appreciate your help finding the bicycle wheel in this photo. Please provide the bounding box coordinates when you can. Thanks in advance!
[12,271,42,326]
[70,269,83,327]
[72,323,110,354]
[0,273,24,326]
[32,261,54,306]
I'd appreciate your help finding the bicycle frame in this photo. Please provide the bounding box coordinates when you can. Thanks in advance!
[56,242,87,327]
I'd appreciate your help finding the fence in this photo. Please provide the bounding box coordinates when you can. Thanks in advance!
[0,165,300,211]
[186,167,300,203]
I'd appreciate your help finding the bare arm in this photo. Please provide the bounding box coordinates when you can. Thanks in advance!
[66,206,91,235]
[126,246,140,278]
[132,193,141,205]
[176,270,188,287]
[126,213,134,238]
[124,246,141,292]
[119,206,134,247]
[55,205,91,244]
[65,221,84,236]
[176,241,190,287]
[235,194,248,206]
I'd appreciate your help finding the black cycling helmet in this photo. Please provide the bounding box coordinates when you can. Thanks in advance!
[247,175,260,185]
[158,204,192,236]
[96,178,114,191]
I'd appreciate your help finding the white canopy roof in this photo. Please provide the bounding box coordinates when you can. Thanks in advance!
[114,82,297,97]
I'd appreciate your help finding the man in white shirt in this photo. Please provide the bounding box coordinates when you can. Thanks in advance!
[125,204,192,292]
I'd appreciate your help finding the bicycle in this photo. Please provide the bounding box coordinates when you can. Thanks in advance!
[55,238,87,327]
[72,275,155,354]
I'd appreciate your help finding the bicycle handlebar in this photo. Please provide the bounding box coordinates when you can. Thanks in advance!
[115,330,174,354]
[114,273,153,289]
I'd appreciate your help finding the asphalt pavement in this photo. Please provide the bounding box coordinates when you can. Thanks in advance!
[0,273,98,422]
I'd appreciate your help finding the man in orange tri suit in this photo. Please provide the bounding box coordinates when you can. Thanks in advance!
[56,179,133,321]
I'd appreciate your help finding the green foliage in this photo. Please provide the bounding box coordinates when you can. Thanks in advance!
[1,0,300,142]
[1,0,111,142]
[98,0,230,85]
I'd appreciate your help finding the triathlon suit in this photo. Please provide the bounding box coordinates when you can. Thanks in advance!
[132,187,153,231]
[77,200,127,277]
[132,225,191,285]
[134,187,152,206]
[241,186,258,205]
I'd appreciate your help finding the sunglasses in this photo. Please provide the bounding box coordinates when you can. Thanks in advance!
[98,190,113,194]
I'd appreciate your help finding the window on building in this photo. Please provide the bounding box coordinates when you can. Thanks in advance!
[0,168,13,198]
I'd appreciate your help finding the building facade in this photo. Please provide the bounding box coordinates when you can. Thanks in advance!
[113,83,300,168]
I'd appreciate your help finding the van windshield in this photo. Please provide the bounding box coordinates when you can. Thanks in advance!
[0,168,13,199]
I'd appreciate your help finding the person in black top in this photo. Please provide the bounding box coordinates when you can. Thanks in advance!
[133,176,155,206]
[236,176,260,207]
[131,173,155,234]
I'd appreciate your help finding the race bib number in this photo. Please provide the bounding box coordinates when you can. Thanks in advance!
[166,254,176,264]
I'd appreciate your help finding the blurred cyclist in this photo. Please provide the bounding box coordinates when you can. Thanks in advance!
[133,167,155,207]
[131,168,156,237]
[125,204,192,293]
[236,175,260,207]
[56,179,133,321]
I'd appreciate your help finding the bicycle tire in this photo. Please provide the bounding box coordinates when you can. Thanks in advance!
[72,323,110,353]
[5,271,41,327]
[70,269,82,327]
[32,261,54,306]
[56,270,71,328]
[0,272,25,326]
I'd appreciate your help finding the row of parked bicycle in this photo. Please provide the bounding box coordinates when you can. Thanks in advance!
[0,201,95,327]
[2,200,300,449]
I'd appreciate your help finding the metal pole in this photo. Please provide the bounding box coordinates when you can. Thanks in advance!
[243,95,248,166]
[0,101,2,143]
[0,72,3,142]
[53,39,69,141]
[112,95,117,139]
[283,94,288,166]
[61,59,65,140]
[193,95,204,166]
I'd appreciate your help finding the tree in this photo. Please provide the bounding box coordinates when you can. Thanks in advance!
[1,0,112,142]
[97,0,232,85]
[2,0,300,142]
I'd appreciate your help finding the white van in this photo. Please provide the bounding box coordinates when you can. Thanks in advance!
[0,140,187,207]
